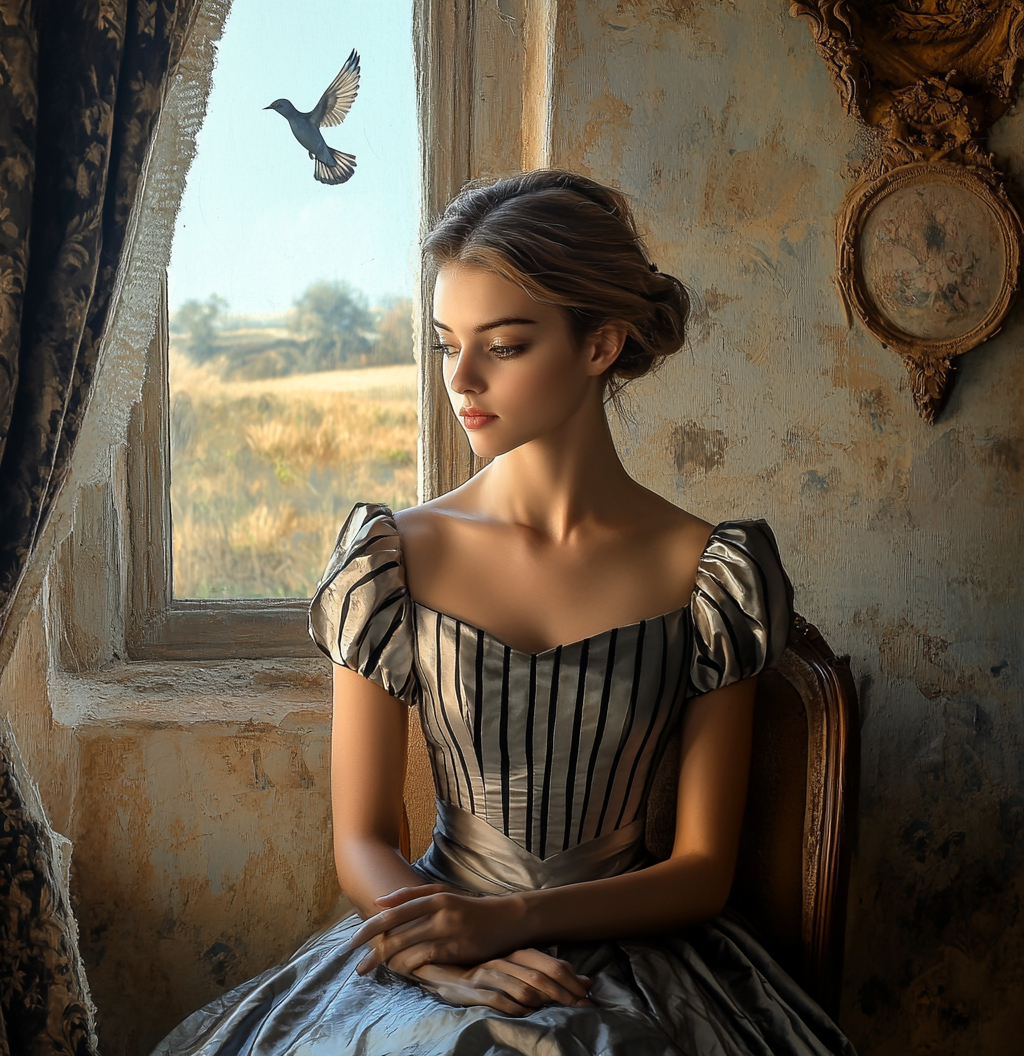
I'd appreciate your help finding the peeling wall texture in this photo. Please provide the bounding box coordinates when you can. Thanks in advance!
[0,602,341,1054]
[0,1,1021,1054]
[545,2,1022,1053]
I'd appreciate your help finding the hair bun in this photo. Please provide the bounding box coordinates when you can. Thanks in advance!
[425,169,691,393]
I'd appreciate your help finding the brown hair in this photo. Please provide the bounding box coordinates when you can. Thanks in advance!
[423,170,690,392]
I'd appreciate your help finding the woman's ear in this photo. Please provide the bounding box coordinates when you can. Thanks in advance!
[583,324,628,376]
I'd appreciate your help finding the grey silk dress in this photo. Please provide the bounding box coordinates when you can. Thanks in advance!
[152,502,856,1056]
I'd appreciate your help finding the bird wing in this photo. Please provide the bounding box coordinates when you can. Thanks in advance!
[311,49,361,128]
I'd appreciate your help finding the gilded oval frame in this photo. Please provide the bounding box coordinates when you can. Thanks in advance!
[836,161,1022,418]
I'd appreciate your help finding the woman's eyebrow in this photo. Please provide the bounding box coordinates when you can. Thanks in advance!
[432,317,538,333]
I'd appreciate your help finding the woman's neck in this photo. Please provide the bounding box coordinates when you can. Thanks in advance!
[468,398,639,543]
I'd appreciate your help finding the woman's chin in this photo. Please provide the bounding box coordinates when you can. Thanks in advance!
[463,426,522,460]
[466,436,508,459]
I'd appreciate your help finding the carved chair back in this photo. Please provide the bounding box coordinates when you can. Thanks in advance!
[645,615,859,1020]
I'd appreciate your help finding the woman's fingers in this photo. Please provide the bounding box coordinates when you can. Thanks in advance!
[490,949,593,1006]
[413,964,533,1016]
[350,894,443,950]
[351,892,529,974]
[407,957,594,1018]
[374,884,452,908]
[466,967,552,1009]
[371,937,449,977]
[356,914,453,974]
[430,977,533,1017]
[412,963,545,1018]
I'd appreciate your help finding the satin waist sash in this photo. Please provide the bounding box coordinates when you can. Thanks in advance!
[414,798,649,894]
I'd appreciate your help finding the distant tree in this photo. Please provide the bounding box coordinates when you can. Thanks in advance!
[289,281,375,370]
[171,295,229,363]
[369,297,414,365]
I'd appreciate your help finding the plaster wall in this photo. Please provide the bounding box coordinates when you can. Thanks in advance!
[544,2,1023,1053]
[0,599,343,1053]
[0,2,1021,1054]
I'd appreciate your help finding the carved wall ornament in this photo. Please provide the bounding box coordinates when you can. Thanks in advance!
[792,0,1024,420]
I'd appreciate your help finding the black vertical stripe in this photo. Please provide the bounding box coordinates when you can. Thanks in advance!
[499,645,512,834]
[637,621,693,813]
[418,617,454,803]
[472,628,486,777]
[432,614,475,813]
[538,646,562,860]
[595,621,646,837]
[452,623,467,726]
[616,617,669,829]
[450,622,476,812]
[576,629,617,844]
[525,654,538,854]
[430,734,453,804]
[429,614,458,807]
[561,639,591,851]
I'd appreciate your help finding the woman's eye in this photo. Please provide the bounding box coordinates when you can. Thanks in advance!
[490,344,527,359]
[431,341,458,358]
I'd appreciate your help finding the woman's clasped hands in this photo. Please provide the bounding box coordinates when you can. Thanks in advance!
[351,883,593,1016]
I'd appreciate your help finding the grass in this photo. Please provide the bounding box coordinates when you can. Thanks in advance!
[169,337,417,599]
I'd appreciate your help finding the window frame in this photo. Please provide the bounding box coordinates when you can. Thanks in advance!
[125,0,502,662]
[125,281,317,661]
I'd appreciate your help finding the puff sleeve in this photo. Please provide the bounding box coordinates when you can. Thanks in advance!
[308,502,418,703]
[687,520,794,697]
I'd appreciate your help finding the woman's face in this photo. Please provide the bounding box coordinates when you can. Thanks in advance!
[432,265,621,459]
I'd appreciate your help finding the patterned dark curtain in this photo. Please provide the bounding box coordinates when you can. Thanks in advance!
[0,0,198,1051]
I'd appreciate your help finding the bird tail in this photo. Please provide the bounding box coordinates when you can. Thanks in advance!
[314,149,356,186]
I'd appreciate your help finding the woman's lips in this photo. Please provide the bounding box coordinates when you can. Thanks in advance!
[459,408,498,430]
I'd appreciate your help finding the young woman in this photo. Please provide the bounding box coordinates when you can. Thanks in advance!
[154,171,855,1055]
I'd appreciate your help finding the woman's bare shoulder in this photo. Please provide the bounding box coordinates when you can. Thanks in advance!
[623,486,716,596]
[629,485,713,543]
[393,497,483,580]
[393,496,473,541]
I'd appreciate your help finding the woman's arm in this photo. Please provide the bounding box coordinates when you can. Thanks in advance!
[333,664,593,1011]
[330,664,425,916]
[517,673,756,939]
[352,675,757,974]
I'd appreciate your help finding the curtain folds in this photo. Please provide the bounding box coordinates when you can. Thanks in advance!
[0,0,196,638]
[0,0,198,1050]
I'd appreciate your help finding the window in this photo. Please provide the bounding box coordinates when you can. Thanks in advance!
[166,1,419,603]
[123,0,518,662]
[128,0,421,659]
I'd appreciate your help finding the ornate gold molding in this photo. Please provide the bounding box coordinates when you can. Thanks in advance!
[792,0,1024,420]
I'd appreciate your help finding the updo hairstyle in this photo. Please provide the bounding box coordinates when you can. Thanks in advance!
[423,170,690,391]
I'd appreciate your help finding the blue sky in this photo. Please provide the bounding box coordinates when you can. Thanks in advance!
[167,0,417,315]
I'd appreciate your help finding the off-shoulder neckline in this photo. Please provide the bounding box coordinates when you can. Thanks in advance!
[374,506,767,659]
[409,597,692,660]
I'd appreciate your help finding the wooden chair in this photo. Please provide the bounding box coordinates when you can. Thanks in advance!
[646,614,859,1020]
[401,614,859,1022]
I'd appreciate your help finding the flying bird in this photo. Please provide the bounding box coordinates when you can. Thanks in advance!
[265,49,361,185]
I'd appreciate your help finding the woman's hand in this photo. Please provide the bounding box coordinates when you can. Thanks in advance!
[351,884,532,976]
[411,949,592,1017]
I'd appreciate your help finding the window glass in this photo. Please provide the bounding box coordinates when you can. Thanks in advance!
[167,1,417,599]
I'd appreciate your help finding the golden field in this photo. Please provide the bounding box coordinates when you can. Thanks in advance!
[169,337,417,599]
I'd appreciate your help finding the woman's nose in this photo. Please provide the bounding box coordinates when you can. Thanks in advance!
[448,349,486,395]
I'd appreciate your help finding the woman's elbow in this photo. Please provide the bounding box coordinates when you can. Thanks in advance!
[666,852,735,923]
[333,830,400,880]
[702,880,731,920]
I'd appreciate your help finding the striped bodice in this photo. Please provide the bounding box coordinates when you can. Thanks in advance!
[310,503,792,860]
[413,604,691,855]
